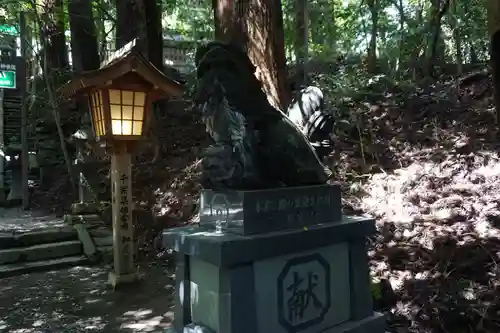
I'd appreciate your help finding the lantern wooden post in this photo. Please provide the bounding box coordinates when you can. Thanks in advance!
[108,141,137,287]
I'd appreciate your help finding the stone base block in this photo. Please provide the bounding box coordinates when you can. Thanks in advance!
[108,271,142,290]
[163,216,386,333]
[165,313,386,333]
[323,313,386,333]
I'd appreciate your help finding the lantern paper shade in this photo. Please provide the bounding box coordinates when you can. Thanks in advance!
[88,88,147,138]
[90,90,105,136]
[109,89,145,136]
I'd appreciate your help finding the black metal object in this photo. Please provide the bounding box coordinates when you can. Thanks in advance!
[287,86,335,160]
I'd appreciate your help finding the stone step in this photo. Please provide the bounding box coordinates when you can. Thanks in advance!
[0,240,82,265]
[64,214,103,226]
[73,224,98,261]
[0,227,78,249]
[0,256,89,278]
[71,202,100,215]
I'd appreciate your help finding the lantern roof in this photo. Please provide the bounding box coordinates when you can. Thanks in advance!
[59,39,184,99]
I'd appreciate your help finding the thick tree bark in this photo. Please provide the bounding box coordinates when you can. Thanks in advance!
[40,0,69,70]
[115,0,163,70]
[143,0,163,70]
[115,0,142,49]
[213,0,291,111]
[68,0,100,72]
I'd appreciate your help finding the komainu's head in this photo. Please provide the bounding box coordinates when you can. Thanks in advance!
[193,40,279,125]
[195,41,254,73]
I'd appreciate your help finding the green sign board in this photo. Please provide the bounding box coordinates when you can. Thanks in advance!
[0,25,18,36]
[0,71,16,89]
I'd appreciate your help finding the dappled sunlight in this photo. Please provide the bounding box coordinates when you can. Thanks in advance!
[322,70,500,331]
[360,149,500,238]
[119,308,174,331]
[0,263,175,332]
[351,144,500,331]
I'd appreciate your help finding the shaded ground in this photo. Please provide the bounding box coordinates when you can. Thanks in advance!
[0,262,175,333]
[0,208,65,234]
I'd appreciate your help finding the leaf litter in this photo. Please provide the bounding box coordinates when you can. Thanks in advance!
[335,70,500,333]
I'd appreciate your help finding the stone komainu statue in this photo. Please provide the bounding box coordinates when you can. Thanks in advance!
[193,41,331,190]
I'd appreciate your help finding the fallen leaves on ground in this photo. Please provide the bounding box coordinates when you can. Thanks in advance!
[336,70,500,333]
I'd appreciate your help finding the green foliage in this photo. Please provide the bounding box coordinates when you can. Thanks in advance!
[0,0,489,69]
[163,0,214,40]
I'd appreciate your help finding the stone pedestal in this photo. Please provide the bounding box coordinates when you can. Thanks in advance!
[163,185,386,333]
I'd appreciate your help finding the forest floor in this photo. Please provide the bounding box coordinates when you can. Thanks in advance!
[336,70,500,333]
[31,67,500,333]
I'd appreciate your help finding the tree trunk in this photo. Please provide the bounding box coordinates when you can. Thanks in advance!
[143,0,163,70]
[68,0,100,72]
[115,0,164,162]
[294,0,308,87]
[115,0,142,49]
[396,0,405,74]
[367,0,378,73]
[213,0,291,111]
[115,0,163,69]
[143,0,164,162]
[449,0,462,75]
[425,0,450,77]
[95,0,109,60]
[40,0,69,70]
[68,0,102,201]
[470,44,479,63]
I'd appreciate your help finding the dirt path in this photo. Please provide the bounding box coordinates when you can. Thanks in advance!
[0,262,175,332]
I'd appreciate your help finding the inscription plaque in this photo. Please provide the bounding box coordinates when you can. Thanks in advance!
[199,184,342,235]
